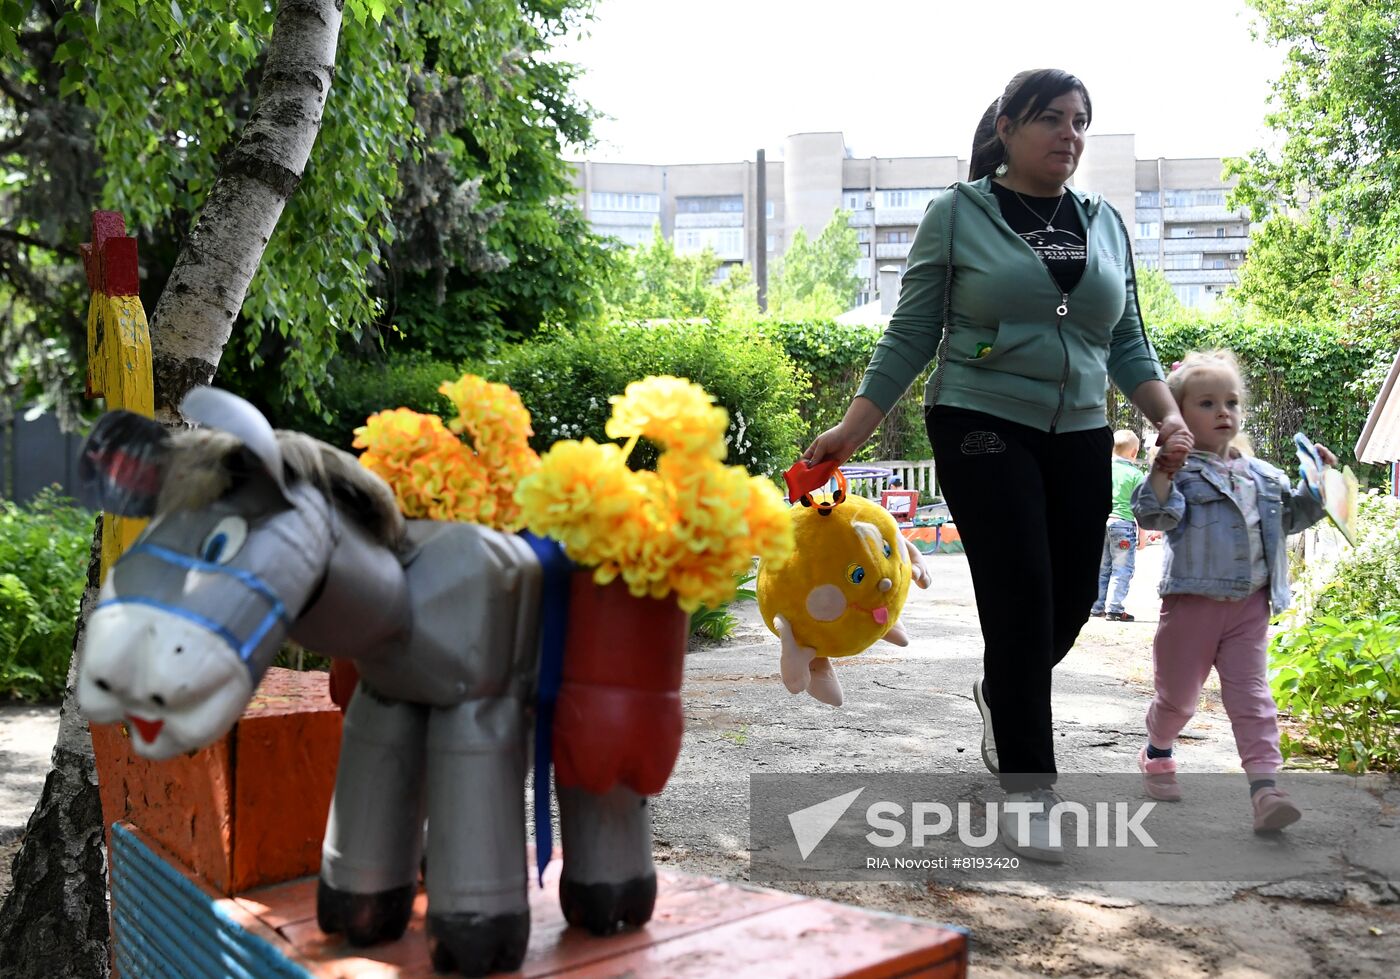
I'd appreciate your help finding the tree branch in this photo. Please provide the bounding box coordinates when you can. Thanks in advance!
[0,227,80,258]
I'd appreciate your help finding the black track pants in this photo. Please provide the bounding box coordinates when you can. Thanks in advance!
[927,406,1112,791]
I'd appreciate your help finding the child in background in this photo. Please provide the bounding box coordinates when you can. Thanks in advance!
[1090,430,1146,621]
[1132,350,1333,832]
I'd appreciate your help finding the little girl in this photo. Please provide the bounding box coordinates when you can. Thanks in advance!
[1131,350,1333,832]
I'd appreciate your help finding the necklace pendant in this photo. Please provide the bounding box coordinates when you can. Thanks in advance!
[1045,224,1054,232]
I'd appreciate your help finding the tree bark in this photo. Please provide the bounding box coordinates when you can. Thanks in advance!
[0,3,346,974]
[150,0,346,417]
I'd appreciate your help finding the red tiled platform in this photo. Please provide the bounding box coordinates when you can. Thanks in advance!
[231,858,967,978]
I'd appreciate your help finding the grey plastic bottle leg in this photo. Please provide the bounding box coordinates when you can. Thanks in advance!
[423,695,531,975]
[317,686,428,946]
[558,784,658,934]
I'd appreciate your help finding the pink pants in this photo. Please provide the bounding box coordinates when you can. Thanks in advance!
[1146,589,1282,776]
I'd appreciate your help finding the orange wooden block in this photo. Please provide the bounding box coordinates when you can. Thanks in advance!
[92,667,343,895]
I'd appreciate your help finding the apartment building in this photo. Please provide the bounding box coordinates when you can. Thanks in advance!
[572,132,1252,309]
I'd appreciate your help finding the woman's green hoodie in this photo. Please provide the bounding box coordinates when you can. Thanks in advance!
[857,176,1164,433]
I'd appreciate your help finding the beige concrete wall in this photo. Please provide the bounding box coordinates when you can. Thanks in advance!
[784,132,847,240]
[1075,133,1137,227]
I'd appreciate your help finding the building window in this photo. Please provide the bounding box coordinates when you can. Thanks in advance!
[1210,259,1226,269]
[1136,222,1160,239]
[590,191,660,212]
[766,201,775,219]
[1135,191,1160,208]
[1216,227,1225,237]
[766,235,777,252]
[675,195,744,214]
[1164,254,1202,270]
[883,230,911,244]
[857,229,872,243]
[1164,189,1226,208]
[718,229,742,254]
[844,190,863,210]
[879,188,935,209]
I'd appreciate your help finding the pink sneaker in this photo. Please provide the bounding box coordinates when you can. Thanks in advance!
[1138,746,1181,801]
[1252,786,1302,833]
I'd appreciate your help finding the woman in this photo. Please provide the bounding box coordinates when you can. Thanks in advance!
[803,68,1191,862]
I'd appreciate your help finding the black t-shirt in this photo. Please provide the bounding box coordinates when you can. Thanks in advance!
[989,181,1086,296]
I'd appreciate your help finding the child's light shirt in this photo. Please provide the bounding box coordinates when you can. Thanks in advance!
[1195,452,1270,594]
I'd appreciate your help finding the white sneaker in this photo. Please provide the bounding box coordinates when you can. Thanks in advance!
[999,789,1066,863]
[972,678,999,775]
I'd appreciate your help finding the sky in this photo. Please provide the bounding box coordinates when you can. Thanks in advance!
[551,0,1288,165]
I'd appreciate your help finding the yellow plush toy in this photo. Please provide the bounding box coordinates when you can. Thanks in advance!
[757,467,930,706]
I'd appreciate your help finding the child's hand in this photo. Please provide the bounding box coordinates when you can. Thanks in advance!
[1154,430,1194,475]
[1315,444,1339,467]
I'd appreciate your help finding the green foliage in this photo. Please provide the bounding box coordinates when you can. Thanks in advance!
[1269,613,1400,772]
[3,1,608,417]
[1135,267,1187,326]
[690,570,757,643]
[1106,313,1392,479]
[270,353,459,452]
[475,321,807,476]
[605,228,749,323]
[757,319,930,461]
[767,210,862,318]
[1228,0,1400,328]
[0,489,92,702]
[1297,494,1400,622]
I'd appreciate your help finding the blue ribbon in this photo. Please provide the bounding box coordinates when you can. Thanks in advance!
[521,532,572,887]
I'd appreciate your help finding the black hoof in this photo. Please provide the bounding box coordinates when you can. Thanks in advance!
[559,873,657,935]
[316,879,415,946]
[426,909,530,976]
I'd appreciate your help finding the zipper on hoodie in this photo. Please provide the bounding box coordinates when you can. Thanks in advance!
[1049,292,1071,432]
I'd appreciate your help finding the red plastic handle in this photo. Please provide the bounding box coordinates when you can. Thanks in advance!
[783,458,839,503]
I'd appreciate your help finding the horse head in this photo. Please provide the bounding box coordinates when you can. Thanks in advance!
[77,388,407,759]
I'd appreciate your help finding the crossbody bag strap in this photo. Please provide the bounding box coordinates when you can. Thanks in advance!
[927,183,960,404]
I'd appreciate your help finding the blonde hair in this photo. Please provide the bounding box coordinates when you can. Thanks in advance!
[1112,429,1140,456]
[1165,349,1253,457]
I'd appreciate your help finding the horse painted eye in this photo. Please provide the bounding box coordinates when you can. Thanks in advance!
[846,563,865,584]
[882,541,892,558]
[199,516,247,564]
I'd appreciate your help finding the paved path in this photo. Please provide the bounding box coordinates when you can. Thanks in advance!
[0,703,59,844]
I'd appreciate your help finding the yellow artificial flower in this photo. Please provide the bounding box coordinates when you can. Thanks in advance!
[606,376,729,460]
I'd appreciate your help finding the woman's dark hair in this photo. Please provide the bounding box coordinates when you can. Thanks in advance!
[968,69,1093,181]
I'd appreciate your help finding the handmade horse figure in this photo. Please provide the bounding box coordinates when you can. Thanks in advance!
[76,388,665,976]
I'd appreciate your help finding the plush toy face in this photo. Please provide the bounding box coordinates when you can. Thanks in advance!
[757,494,912,659]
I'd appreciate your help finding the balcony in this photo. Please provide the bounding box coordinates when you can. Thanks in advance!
[874,207,925,227]
[847,209,875,227]
[875,242,912,260]
[674,212,744,229]
[589,209,660,228]
[1162,235,1250,254]
[1163,205,1251,223]
[1163,268,1238,286]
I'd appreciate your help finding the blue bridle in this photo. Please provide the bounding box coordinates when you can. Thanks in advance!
[95,542,290,678]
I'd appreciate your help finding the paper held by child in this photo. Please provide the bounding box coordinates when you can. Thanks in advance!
[1293,432,1359,545]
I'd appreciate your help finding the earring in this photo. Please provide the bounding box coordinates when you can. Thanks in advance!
[995,162,1008,177]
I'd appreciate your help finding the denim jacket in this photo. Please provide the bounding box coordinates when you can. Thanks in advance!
[1131,454,1325,613]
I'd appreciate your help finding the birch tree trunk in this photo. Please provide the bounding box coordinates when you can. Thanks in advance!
[0,3,345,974]
[151,0,346,417]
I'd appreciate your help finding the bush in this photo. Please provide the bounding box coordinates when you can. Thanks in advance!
[756,320,930,461]
[0,489,93,702]
[473,321,807,476]
[1307,494,1400,620]
[272,352,460,451]
[1269,613,1400,773]
[1108,314,1392,481]
[1269,494,1400,771]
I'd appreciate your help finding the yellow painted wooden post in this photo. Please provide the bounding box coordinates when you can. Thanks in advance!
[82,211,153,578]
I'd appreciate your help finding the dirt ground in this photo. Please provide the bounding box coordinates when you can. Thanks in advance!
[1,547,1394,978]
[651,547,1399,978]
